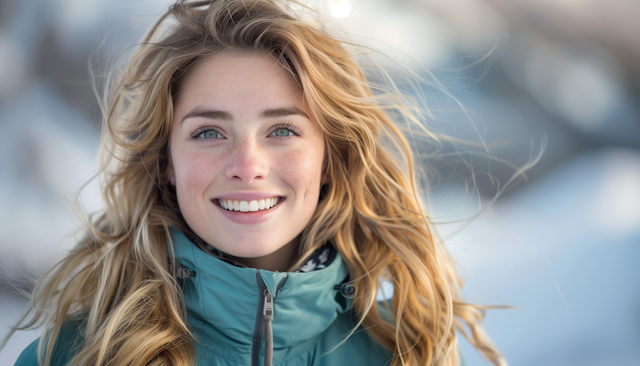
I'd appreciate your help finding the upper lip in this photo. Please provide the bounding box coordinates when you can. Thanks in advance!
[212,191,283,201]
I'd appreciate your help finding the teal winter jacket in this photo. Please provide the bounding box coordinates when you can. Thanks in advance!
[15,230,393,366]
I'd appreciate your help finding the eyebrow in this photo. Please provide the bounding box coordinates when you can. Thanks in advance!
[181,106,309,124]
[181,107,232,123]
[260,106,309,120]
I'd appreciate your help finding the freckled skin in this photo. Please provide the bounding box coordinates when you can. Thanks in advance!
[168,52,325,271]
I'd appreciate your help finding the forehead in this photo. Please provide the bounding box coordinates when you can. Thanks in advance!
[176,51,302,106]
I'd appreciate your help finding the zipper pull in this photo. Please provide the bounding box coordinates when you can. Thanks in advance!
[263,289,274,320]
[263,289,274,366]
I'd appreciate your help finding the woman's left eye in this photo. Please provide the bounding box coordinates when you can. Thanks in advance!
[197,129,222,139]
[271,127,295,137]
[270,127,300,137]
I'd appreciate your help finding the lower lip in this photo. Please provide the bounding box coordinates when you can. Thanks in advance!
[213,198,284,224]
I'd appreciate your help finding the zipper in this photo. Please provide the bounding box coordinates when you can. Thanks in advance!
[263,289,274,366]
[251,271,289,366]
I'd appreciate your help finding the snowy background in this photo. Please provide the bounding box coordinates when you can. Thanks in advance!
[1,0,639,365]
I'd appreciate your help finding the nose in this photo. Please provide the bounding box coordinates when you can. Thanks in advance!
[225,137,268,183]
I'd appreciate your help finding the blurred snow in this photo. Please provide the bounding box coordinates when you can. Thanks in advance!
[502,33,626,133]
[0,83,101,284]
[434,149,640,366]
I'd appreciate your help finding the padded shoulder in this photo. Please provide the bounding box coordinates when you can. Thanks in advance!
[14,338,39,366]
[14,317,86,366]
[317,309,393,366]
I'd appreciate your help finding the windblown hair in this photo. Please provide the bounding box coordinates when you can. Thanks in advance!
[6,1,506,365]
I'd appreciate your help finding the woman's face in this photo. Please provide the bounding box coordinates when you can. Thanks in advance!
[168,51,325,270]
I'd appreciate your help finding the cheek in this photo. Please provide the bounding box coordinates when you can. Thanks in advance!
[173,149,222,194]
[277,143,324,194]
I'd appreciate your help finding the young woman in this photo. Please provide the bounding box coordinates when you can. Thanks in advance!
[7,1,506,365]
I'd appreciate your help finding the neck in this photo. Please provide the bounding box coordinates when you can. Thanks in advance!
[227,237,299,272]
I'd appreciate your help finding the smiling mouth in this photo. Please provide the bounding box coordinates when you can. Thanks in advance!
[217,197,281,212]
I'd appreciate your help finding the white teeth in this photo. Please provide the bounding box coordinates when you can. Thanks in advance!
[249,200,259,211]
[239,201,249,212]
[218,197,281,211]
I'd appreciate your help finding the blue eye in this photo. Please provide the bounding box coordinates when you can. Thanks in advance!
[271,128,294,137]
[198,129,222,139]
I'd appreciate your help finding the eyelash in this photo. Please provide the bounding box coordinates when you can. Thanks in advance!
[189,123,303,140]
[190,124,222,139]
[271,123,303,137]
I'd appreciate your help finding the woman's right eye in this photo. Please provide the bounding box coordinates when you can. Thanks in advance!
[197,129,222,139]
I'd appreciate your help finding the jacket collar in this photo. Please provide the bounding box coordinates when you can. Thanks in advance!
[170,230,352,363]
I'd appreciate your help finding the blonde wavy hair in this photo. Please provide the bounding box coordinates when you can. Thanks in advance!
[5,1,506,365]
